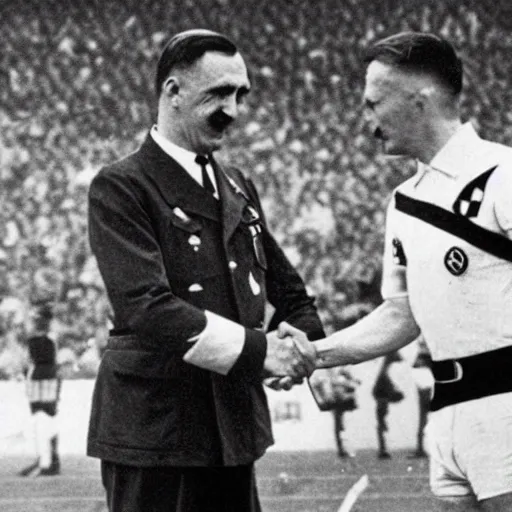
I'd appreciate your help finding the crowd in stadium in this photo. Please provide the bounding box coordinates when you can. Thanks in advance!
[0,0,511,376]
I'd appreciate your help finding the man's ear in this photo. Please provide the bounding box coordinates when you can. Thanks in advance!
[415,86,436,112]
[162,76,180,106]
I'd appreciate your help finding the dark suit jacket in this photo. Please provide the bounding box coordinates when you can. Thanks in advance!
[86,134,325,467]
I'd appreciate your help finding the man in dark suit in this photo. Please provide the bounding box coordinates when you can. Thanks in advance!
[87,29,324,512]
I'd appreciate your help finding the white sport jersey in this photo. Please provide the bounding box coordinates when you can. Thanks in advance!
[381,123,512,361]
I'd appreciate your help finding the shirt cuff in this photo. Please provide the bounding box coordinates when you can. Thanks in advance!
[182,311,245,375]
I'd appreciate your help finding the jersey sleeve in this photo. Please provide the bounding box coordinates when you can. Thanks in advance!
[381,195,409,300]
[492,163,512,237]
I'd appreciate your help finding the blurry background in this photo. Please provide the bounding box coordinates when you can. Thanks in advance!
[0,0,511,377]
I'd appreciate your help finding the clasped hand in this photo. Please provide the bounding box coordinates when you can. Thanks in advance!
[263,322,316,391]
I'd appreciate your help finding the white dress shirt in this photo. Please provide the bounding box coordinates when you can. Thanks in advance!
[150,126,218,198]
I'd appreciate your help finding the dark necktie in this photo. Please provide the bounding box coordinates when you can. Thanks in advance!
[195,154,216,195]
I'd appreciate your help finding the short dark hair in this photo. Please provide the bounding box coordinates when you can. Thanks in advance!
[155,29,238,96]
[364,32,463,96]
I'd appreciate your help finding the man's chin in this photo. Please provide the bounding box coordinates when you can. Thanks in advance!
[381,141,405,156]
[201,133,224,153]
[380,146,410,161]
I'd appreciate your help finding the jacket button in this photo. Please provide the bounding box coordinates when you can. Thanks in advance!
[228,261,238,270]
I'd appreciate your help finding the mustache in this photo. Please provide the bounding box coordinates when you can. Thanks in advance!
[208,110,233,132]
[374,127,384,140]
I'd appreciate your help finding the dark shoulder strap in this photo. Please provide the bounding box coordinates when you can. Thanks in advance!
[394,191,512,263]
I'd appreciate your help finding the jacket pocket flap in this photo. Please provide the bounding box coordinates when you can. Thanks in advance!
[169,208,202,233]
[104,350,184,379]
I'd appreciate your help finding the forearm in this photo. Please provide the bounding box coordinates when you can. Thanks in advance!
[315,297,420,367]
[264,234,325,341]
[185,311,266,378]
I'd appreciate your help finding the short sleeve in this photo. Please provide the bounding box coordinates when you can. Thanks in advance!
[381,196,409,300]
[492,164,512,237]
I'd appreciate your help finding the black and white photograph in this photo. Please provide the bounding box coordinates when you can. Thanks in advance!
[1,1,512,511]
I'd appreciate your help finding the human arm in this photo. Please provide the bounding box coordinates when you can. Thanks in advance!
[260,230,324,388]
[279,296,420,368]
[309,191,419,366]
[241,176,326,342]
[89,161,314,380]
[493,162,512,239]
[89,167,266,379]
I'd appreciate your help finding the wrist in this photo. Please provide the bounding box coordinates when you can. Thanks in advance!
[315,337,351,368]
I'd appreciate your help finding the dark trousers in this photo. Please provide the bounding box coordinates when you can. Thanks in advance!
[101,461,262,512]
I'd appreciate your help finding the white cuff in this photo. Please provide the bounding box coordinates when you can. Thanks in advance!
[183,310,245,375]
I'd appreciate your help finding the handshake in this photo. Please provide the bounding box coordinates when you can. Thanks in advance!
[263,322,317,391]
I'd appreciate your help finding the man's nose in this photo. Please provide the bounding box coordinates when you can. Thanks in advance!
[363,107,373,125]
[222,95,239,119]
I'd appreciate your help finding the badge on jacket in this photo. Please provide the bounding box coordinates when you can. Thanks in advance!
[188,235,201,252]
[249,272,261,296]
[242,205,267,270]
[170,207,202,233]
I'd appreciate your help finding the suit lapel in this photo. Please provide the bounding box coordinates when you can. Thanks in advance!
[137,135,251,239]
[211,157,248,242]
[138,135,220,222]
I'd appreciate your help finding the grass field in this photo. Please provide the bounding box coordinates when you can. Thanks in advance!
[0,450,435,512]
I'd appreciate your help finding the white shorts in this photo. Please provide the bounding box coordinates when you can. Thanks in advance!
[428,392,512,501]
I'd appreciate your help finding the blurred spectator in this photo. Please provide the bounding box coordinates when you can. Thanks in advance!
[18,302,61,477]
[408,335,433,459]
[0,292,27,379]
[1,0,511,371]
[372,351,404,459]
[309,302,367,457]
[330,366,361,458]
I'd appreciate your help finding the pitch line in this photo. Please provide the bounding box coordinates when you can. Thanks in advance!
[337,474,369,512]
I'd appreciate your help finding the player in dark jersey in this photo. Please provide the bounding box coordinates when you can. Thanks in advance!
[19,302,61,477]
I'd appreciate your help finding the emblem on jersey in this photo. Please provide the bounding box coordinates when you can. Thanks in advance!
[392,238,407,266]
[444,247,468,276]
[452,166,497,218]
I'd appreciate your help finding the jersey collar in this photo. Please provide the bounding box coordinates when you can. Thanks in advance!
[413,122,480,186]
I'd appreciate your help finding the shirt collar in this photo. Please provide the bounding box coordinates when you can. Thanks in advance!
[413,122,480,186]
[150,125,198,175]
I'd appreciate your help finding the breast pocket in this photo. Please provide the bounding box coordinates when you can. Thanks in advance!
[162,212,226,299]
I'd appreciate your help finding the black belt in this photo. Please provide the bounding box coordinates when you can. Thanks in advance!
[430,345,512,411]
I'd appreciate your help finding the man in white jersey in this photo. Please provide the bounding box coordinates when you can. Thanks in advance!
[281,32,512,511]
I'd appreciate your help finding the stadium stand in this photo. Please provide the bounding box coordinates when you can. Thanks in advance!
[0,0,511,374]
